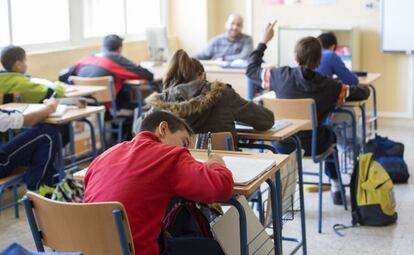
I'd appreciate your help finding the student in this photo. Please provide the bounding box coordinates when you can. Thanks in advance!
[59,34,154,109]
[316,32,359,85]
[196,14,253,61]
[246,23,370,204]
[0,98,60,190]
[135,49,274,138]
[0,46,65,103]
[84,110,233,254]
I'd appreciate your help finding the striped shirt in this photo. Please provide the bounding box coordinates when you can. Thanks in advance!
[0,110,24,132]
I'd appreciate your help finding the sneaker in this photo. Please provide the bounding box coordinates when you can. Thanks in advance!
[331,190,344,205]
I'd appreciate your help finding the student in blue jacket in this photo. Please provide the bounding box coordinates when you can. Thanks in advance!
[316,32,359,86]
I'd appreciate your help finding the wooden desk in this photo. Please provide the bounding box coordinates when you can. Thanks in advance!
[125,64,165,86]
[64,85,107,97]
[237,119,310,141]
[0,103,105,125]
[358,73,381,85]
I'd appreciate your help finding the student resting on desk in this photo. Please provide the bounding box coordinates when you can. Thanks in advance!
[0,46,65,103]
[84,110,233,255]
[0,98,59,191]
[134,49,274,139]
[246,22,370,205]
[59,34,154,110]
[196,14,253,61]
[316,32,359,86]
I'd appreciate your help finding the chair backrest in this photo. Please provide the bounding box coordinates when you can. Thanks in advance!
[68,76,114,104]
[261,97,316,131]
[195,132,235,151]
[23,191,135,255]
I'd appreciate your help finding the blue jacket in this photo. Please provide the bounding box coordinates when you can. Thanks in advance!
[316,50,359,85]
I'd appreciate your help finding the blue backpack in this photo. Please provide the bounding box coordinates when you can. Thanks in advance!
[366,135,409,183]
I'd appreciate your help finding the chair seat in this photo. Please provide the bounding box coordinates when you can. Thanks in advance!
[0,167,25,186]
[303,144,336,162]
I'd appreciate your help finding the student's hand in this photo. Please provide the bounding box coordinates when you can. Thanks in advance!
[262,21,277,45]
[43,98,58,113]
[206,154,226,167]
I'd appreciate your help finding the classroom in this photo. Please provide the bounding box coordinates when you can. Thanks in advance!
[0,0,413,254]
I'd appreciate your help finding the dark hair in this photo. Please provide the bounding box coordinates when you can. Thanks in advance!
[317,32,337,50]
[1,46,26,71]
[140,110,194,135]
[294,36,322,70]
[163,49,205,89]
[103,34,123,52]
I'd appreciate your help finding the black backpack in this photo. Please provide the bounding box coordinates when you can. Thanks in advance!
[366,135,409,183]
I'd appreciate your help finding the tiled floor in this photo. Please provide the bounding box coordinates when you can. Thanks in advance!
[0,118,413,254]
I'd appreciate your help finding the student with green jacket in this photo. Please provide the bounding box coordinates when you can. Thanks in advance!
[0,46,65,103]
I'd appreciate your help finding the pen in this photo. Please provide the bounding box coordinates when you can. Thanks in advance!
[50,91,57,99]
[207,131,212,158]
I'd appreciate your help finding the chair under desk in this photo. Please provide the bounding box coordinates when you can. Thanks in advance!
[237,119,310,255]
[73,149,290,255]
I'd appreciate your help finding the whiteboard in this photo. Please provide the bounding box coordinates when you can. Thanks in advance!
[381,0,414,52]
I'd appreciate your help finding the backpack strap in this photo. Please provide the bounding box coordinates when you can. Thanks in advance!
[332,223,356,237]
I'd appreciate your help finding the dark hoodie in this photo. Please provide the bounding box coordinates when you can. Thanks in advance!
[138,80,274,136]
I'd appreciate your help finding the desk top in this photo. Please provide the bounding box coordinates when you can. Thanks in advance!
[73,149,289,197]
[125,64,165,86]
[65,85,107,97]
[359,73,381,85]
[0,103,105,124]
[237,119,310,141]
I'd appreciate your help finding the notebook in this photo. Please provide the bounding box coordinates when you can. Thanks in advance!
[23,104,68,117]
[222,156,275,185]
[236,120,292,133]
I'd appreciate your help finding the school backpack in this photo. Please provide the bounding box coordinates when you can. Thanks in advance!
[366,135,409,183]
[350,153,398,226]
[160,202,224,255]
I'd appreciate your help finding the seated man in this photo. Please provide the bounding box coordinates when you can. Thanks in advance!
[0,98,60,190]
[316,32,359,85]
[84,110,233,254]
[196,14,253,61]
[0,46,65,103]
[59,34,154,109]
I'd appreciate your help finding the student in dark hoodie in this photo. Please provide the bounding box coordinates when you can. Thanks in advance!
[246,22,370,205]
[135,49,274,138]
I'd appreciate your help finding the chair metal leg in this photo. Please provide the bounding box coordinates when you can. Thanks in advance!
[22,198,45,252]
[13,184,19,218]
[318,162,323,233]
[256,189,265,224]
[333,150,348,211]
[113,209,132,255]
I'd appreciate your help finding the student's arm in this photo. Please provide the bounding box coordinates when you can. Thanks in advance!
[114,55,154,81]
[227,86,275,131]
[346,84,371,101]
[170,150,234,204]
[331,53,359,85]
[195,38,217,60]
[23,98,58,126]
[223,36,254,61]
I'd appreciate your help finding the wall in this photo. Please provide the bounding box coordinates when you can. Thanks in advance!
[249,0,411,117]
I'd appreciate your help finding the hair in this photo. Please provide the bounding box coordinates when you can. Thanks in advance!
[294,36,322,70]
[317,32,338,50]
[140,110,194,135]
[103,34,123,52]
[163,49,205,89]
[1,46,26,71]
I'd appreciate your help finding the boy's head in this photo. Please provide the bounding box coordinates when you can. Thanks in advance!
[140,111,193,148]
[0,46,27,73]
[103,34,123,53]
[294,36,322,70]
[318,32,337,51]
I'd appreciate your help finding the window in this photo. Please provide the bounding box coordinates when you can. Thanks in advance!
[0,0,10,47]
[83,0,126,38]
[126,0,162,34]
[10,0,70,45]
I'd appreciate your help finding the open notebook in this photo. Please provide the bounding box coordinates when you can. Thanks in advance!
[236,120,292,133]
[24,104,68,117]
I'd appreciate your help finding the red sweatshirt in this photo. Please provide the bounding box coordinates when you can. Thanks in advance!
[83,131,234,255]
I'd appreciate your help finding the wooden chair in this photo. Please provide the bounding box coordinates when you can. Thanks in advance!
[68,76,125,145]
[22,191,135,255]
[195,132,235,151]
[262,97,347,233]
[0,167,26,218]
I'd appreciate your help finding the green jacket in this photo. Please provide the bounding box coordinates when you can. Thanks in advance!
[0,71,65,103]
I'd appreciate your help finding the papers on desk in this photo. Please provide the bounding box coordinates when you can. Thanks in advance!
[236,120,292,133]
[222,156,275,185]
[200,59,248,69]
[23,104,68,117]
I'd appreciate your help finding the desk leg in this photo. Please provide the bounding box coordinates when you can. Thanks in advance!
[81,118,97,159]
[290,135,307,255]
[359,103,367,152]
[226,196,249,255]
[369,84,378,131]
[97,112,106,151]
[266,177,283,255]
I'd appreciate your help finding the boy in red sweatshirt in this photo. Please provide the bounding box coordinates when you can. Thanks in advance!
[83,110,234,255]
